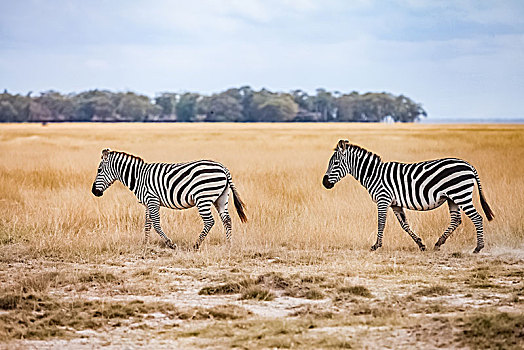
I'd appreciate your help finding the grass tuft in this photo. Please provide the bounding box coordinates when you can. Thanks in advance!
[457,312,524,349]
[304,288,325,300]
[178,304,252,320]
[290,304,334,318]
[256,272,291,289]
[415,285,450,297]
[338,285,372,298]
[0,293,22,310]
[240,286,275,301]
[78,271,119,283]
[199,278,254,295]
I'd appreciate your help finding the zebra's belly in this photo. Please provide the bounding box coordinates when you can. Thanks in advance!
[402,197,447,211]
[422,197,447,210]
[163,202,195,210]
[154,193,195,210]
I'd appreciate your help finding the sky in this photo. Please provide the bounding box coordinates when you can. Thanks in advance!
[1,0,523,120]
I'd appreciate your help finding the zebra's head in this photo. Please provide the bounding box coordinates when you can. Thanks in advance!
[92,148,116,197]
[323,140,350,189]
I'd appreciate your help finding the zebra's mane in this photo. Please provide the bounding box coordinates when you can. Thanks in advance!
[110,151,145,163]
[348,144,382,162]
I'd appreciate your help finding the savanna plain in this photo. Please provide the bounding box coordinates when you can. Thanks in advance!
[0,123,523,349]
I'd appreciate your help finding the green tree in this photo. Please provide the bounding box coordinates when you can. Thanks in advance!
[72,90,116,121]
[392,95,427,122]
[237,86,254,121]
[37,91,74,121]
[155,93,178,118]
[251,91,298,122]
[201,92,243,121]
[175,93,200,122]
[313,88,336,121]
[336,92,360,121]
[115,92,159,121]
[28,100,53,122]
[0,100,18,122]
[0,92,31,122]
[292,89,313,111]
[336,92,426,122]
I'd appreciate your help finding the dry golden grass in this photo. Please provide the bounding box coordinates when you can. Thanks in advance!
[0,123,522,258]
[1,123,523,348]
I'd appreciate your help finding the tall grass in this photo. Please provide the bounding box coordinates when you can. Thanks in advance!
[0,123,522,260]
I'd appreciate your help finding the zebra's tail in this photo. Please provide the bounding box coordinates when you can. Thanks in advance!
[471,164,494,221]
[224,168,247,223]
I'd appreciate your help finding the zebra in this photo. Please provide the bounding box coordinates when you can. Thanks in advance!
[322,140,494,253]
[91,149,247,250]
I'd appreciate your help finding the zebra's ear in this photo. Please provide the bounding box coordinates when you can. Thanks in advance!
[102,148,111,160]
[337,140,349,152]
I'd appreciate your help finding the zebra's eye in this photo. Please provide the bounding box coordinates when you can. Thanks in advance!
[97,167,102,173]
[334,160,340,166]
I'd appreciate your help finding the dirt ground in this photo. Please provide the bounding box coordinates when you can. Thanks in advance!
[1,245,523,349]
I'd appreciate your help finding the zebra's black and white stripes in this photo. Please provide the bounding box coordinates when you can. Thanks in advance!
[92,149,247,249]
[323,140,494,253]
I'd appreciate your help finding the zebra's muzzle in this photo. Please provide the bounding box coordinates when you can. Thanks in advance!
[91,183,103,197]
[322,175,334,189]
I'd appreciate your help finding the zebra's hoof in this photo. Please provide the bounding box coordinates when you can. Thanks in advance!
[473,246,484,254]
[434,238,445,250]
[370,244,381,251]
[193,244,200,251]
[166,240,177,249]
[419,245,426,251]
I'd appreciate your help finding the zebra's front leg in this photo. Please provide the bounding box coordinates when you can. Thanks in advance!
[143,207,152,246]
[193,201,215,250]
[141,208,153,256]
[392,206,426,251]
[147,201,177,249]
[371,201,390,251]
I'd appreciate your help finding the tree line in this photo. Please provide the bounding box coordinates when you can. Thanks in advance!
[0,87,426,123]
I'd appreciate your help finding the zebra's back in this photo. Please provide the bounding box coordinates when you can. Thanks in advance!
[144,160,228,210]
[382,158,476,211]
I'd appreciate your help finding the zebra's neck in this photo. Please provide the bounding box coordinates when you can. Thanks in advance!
[111,153,145,193]
[348,146,383,192]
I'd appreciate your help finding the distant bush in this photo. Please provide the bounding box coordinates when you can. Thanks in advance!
[0,87,426,123]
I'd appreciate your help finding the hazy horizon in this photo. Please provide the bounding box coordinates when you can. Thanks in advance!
[1,0,523,120]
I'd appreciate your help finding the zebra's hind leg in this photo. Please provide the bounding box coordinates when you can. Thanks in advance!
[193,200,215,250]
[147,201,177,249]
[214,188,232,245]
[391,206,426,251]
[451,194,485,253]
[464,206,485,254]
[434,200,462,250]
[371,200,390,251]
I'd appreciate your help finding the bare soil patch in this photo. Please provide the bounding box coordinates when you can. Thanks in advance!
[1,247,523,349]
